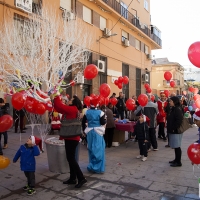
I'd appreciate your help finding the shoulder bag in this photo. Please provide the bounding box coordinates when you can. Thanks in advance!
[177,117,191,134]
[59,112,82,138]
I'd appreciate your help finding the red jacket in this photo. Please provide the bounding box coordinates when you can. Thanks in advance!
[157,100,168,123]
[54,96,80,141]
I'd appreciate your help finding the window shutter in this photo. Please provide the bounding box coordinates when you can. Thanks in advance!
[122,30,128,38]
[83,6,92,24]
[100,16,106,30]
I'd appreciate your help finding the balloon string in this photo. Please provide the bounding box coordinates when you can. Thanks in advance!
[14,110,21,145]
[192,165,200,179]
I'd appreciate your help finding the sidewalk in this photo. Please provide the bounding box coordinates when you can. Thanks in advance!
[0,125,200,200]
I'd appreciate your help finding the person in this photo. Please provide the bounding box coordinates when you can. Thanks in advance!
[53,94,87,188]
[193,110,200,141]
[82,98,106,173]
[132,95,140,106]
[101,105,116,148]
[134,94,158,151]
[13,109,25,133]
[107,102,119,119]
[0,98,9,153]
[181,96,188,107]
[110,92,116,99]
[166,96,183,167]
[188,97,196,125]
[116,92,126,120]
[135,115,150,161]
[13,135,40,195]
[157,92,168,141]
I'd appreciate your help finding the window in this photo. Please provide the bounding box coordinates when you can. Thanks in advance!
[144,0,148,11]
[100,16,106,30]
[122,30,128,42]
[120,2,128,19]
[60,0,71,11]
[144,45,149,54]
[135,39,141,50]
[83,6,92,24]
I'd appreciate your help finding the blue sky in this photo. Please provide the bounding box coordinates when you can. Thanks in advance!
[150,0,200,78]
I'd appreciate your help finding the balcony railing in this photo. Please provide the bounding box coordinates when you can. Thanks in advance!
[102,0,162,47]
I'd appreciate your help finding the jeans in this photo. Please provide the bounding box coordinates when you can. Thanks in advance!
[1,132,8,144]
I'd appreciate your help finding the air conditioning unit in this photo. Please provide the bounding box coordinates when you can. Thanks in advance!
[76,72,84,84]
[97,60,105,73]
[122,38,130,47]
[103,28,111,37]
[62,10,75,20]
[142,74,149,82]
[147,54,152,60]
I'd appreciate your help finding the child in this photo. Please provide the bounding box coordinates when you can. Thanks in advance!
[13,135,40,195]
[134,114,150,161]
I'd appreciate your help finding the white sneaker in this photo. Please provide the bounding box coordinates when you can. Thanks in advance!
[142,157,147,161]
[148,149,151,152]
[136,155,143,159]
[153,149,159,151]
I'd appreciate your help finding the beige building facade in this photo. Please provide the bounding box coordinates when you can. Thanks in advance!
[151,58,185,96]
[0,0,162,100]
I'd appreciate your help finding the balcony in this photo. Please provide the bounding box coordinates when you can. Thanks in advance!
[163,79,180,88]
[101,0,162,47]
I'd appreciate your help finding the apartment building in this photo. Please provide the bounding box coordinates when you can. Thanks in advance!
[151,58,185,96]
[0,0,162,100]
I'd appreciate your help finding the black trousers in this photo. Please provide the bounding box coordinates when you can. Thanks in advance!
[24,171,35,188]
[104,127,115,148]
[64,140,84,182]
[174,147,182,163]
[138,140,148,157]
[148,128,158,149]
[158,122,166,139]
[15,116,24,132]
[118,110,125,120]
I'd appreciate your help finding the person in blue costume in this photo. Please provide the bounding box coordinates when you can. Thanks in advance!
[82,97,106,173]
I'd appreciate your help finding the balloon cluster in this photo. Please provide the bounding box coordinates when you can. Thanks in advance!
[144,83,152,94]
[114,76,129,89]
[164,71,175,88]
[188,87,200,109]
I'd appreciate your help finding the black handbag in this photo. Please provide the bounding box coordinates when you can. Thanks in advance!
[177,117,191,134]
[59,112,82,138]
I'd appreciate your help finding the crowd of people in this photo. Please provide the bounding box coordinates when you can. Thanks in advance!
[1,90,200,196]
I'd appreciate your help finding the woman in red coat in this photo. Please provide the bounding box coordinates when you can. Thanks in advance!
[53,95,87,188]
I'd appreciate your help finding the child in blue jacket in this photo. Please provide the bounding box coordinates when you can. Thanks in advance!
[13,135,40,195]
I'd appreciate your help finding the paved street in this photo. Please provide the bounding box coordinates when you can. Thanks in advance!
[1,125,200,200]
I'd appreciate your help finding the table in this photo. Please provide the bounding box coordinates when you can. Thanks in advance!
[113,121,136,144]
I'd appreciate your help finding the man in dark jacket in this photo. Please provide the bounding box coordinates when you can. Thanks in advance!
[116,92,126,120]
[134,94,158,151]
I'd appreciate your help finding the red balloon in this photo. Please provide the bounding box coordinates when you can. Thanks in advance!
[189,87,194,93]
[170,80,176,87]
[104,97,109,106]
[118,76,124,83]
[35,103,46,115]
[84,64,98,80]
[84,96,91,106]
[0,115,13,132]
[24,97,38,113]
[193,88,199,94]
[114,80,118,86]
[11,92,27,110]
[164,90,170,97]
[123,76,129,85]
[118,82,123,89]
[195,99,200,109]
[99,83,111,98]
[45,101,53,112]
[144,83,150,89]
[126,98,136,110]
[194,94,200,101]
[90,93,96,98]
[138,94,148,107]
[151,95,155,102]
[146,88,152,94]
[188,42,200,68]
[90,96,99,107]
[70,80,75,86]
[164,71,172,81]
[187,143,200,164]
[109,97,118,106]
